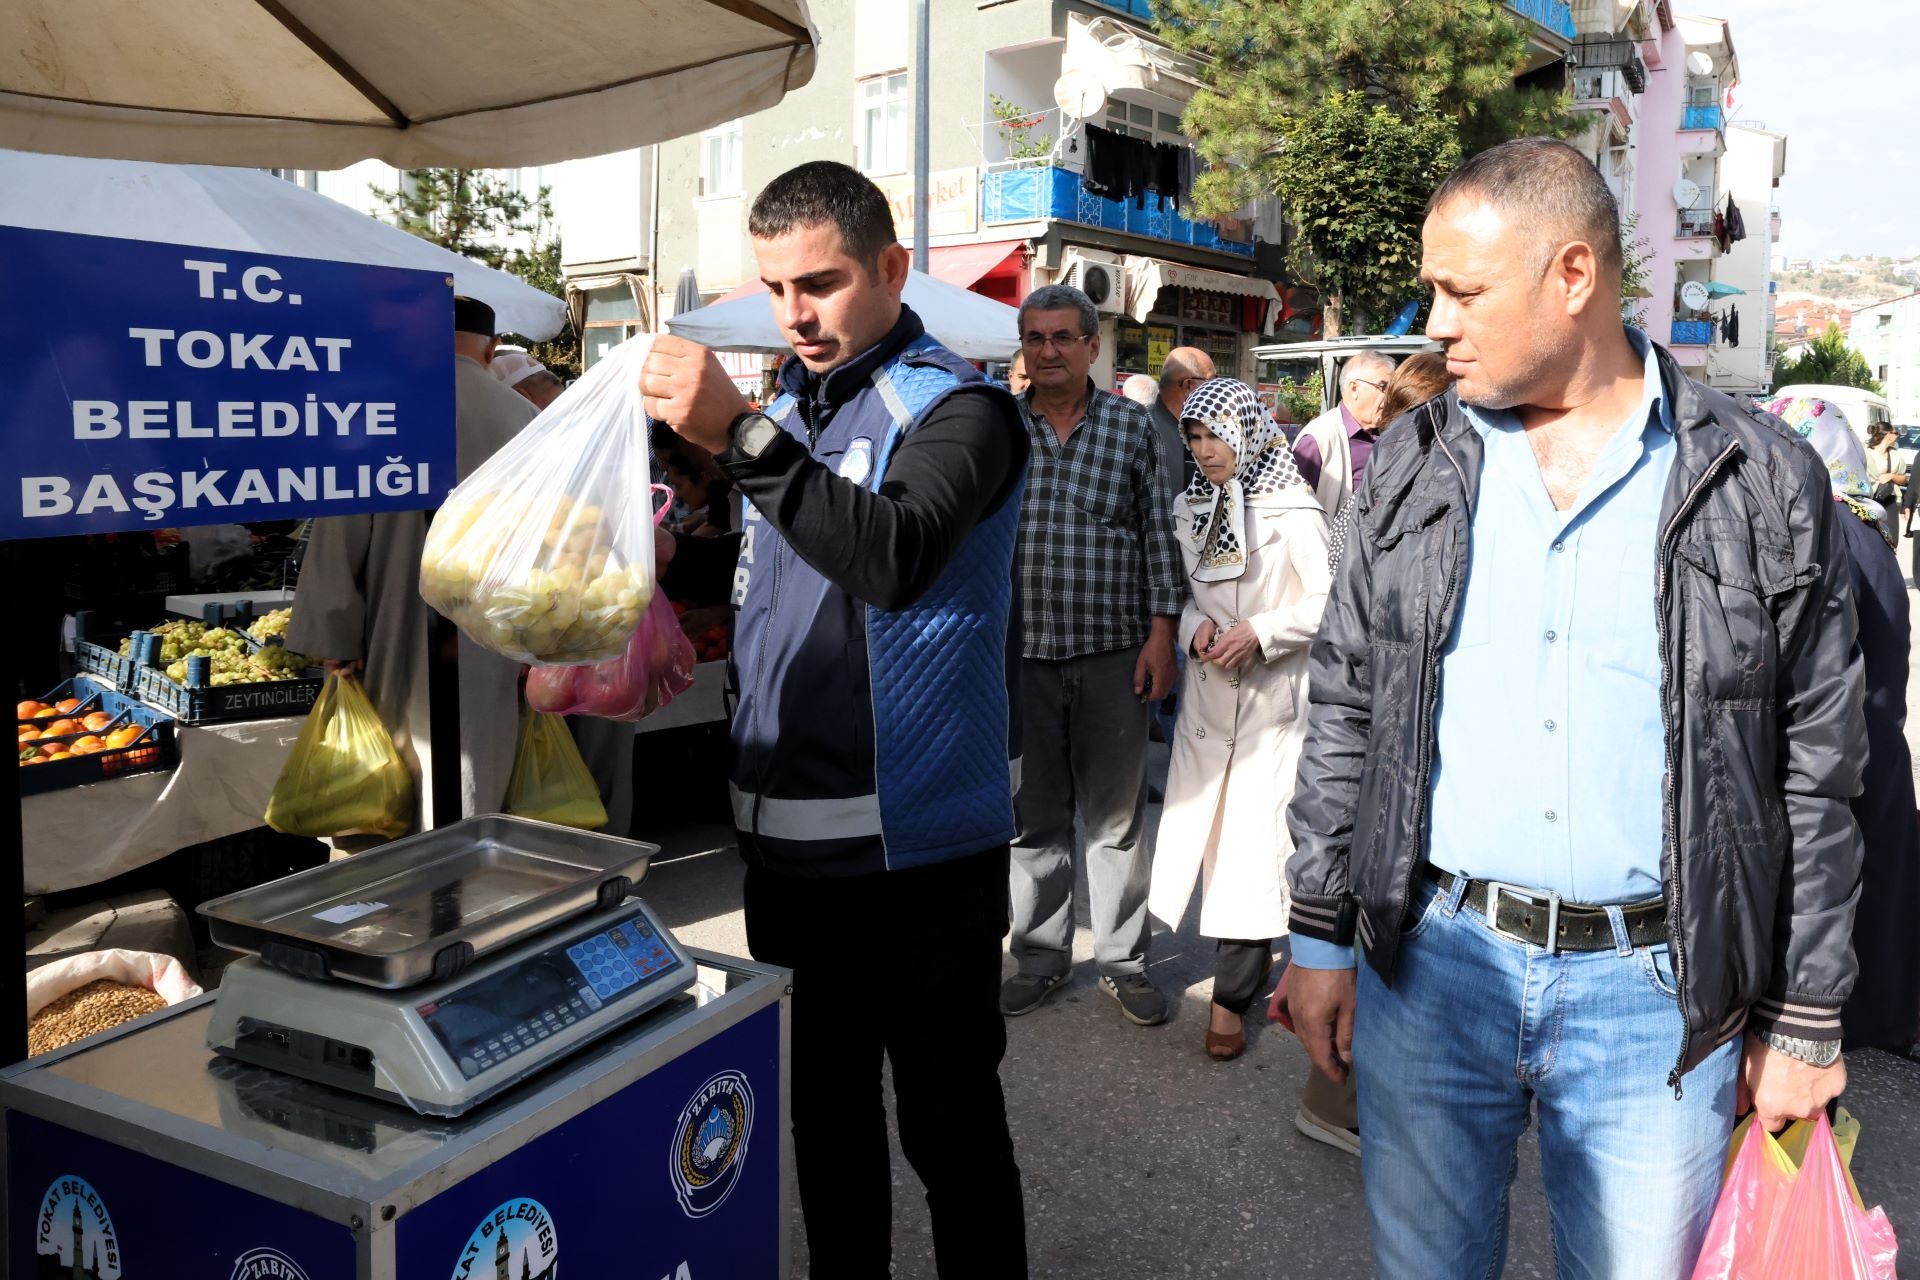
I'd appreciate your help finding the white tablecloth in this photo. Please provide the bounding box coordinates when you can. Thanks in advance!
[24,715,305,894]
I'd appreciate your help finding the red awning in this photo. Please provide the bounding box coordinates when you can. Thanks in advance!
[707,240,1025,304]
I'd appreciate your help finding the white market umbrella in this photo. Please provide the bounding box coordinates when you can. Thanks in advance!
[0,0,817,169]
[667,270,1022,363]
[0,148,566,338]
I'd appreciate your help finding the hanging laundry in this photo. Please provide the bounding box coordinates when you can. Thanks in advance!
[1725,304,1740,347]
[1082,124,1127,198]
[1724,194,1747,243]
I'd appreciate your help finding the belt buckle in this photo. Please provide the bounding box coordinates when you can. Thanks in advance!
[1484,882,1561,955]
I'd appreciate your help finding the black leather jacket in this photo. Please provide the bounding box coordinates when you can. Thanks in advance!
[1285,344,1865,1081]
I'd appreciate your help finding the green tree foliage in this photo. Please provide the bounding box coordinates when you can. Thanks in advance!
[373,169,579,375]
[1157,0,1575,334]
[1771,323,1884,395]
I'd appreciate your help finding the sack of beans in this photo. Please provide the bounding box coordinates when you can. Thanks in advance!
[26,948,202,1057]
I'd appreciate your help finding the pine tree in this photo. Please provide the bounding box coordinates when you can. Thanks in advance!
[373,169,579,374]
[1771,323,1884,395]
[1156,0,1575,334]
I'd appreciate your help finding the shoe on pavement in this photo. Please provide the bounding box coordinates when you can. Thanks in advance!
[1000,971,1068,1016]
[1295,1103,1362,1156]
[1101,973,1170,1026]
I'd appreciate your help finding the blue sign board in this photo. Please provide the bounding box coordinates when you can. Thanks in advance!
[7,1111,357,1279]
[0,225,456,537]
[396,1002,783,1279]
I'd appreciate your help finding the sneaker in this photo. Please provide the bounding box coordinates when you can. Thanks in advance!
[1294,1103,1362,1157]
[1100,973,1169,1026]
[999,971,1067,1016]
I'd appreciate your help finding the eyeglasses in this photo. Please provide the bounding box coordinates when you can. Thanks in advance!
[1020,331,1095,352]
[1352,378,1390,393]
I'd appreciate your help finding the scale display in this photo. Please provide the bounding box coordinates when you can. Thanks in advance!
[417,911,683,1080]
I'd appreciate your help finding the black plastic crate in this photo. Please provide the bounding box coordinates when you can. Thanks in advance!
[17,675,178,794]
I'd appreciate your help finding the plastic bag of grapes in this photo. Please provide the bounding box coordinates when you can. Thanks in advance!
[420,334,659,665]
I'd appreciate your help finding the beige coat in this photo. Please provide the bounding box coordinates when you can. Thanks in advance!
[1149,487,1331,941]
[289,356,535,829]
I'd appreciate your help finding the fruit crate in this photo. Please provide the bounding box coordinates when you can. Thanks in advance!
[17,675,178,795]
[71,613,139,691]
[131,646,325,725]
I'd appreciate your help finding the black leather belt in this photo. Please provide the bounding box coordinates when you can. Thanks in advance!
[1421,864,1667,953]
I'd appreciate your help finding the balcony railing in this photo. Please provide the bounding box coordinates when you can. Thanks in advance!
[981,163,1256,258]
[1507,0,1577,39]
[1571,38,1647,93]
[1671,320,1714,346]
[1087,0,1156,18]
[1677,205,1716,238]
[1682,105,1723,131]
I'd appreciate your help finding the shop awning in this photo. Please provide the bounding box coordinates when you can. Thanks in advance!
[927,240,1026,289]
[1124,256,1282,329]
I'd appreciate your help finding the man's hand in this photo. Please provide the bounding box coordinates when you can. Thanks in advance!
[1289,964,1357,1083]
[1205,620,1261,672]
[1191,618,1218,657]
[640,335,751,456]
[1134,620,1179,701]
[1738,1034,1846,1132]
[322,658,363,678]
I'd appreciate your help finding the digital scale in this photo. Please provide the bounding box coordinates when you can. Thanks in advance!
[199,815,700,1116]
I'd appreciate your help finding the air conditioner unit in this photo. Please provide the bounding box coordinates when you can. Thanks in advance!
[1059,248,1126,315]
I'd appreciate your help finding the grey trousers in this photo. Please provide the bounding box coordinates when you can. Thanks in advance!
[1010,649,1153,978]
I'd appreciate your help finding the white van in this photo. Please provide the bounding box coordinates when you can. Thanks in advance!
[1250,336,1441,428]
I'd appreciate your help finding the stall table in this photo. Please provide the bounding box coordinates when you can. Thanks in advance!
[0,952,789,1279]
[23,715,303,894]
[633,661,729,735]
[164,590,296,620]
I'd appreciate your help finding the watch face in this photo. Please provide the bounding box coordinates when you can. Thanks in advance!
[736,412,780,457]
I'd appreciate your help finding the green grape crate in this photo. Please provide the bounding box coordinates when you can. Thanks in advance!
[131,633,326,724]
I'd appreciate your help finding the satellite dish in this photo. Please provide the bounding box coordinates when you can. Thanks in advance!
[1680,280,1710,311]
[1053,71,1107,121]
[1686,51,1714,76]
[1673,177,1702,209]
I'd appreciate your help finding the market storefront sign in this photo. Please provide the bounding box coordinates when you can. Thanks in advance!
[874,168,979,239]
[0,226,455,537]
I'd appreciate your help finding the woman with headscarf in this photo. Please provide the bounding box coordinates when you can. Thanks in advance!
[1148,379,1332,1061]
[1768,394,1920,1051]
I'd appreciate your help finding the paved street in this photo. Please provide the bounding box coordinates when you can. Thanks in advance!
[635,585,1920,1278]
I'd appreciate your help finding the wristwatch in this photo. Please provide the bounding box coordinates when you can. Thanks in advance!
[1761,1030,1843,1068]
[727,410,782,460]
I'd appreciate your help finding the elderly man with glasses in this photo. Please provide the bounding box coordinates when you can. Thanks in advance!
[1293,349,1396,518]
[1001,284,1187,1027]
[1151,346,1216,505]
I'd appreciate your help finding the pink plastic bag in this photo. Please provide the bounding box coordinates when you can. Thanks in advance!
[1691,1111,1898,1280]
[526,583,698,721]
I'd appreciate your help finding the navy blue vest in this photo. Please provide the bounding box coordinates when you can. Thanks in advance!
[729,326,1023,876]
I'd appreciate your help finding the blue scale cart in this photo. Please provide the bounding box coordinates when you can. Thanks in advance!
[0,817,790,1279]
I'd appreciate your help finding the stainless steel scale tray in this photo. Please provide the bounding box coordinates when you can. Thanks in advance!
[198,815,657,989]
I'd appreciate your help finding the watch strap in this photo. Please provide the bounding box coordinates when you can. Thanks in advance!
[1761,1030,1843,1068]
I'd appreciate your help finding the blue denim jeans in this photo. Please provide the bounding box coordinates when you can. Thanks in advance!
[1353,876,1740,1280]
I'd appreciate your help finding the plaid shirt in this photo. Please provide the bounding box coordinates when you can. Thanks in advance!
[1016,383,1186,660]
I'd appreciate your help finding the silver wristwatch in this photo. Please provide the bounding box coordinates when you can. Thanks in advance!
[1762,1030,1843,1068]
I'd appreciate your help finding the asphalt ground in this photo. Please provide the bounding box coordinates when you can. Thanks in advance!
[640,730,1920,1279]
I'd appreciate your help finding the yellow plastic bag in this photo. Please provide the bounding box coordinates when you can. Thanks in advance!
[264,672,413,839]
[504,710,608,830]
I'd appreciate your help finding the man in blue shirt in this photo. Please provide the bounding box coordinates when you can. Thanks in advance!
[1284,139,1862,1278]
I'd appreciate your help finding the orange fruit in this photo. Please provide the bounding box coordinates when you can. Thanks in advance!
[82,712,114,733]
[104,726,143,750]
[38,742,62,757]
[16,701,44,719]
[21,754,45,766]
[31,706,55,719]
[68,735,105,756]
[54,699,82,715]
[18,726,37,740]
[44,718,81,737]
[45,751,71,761]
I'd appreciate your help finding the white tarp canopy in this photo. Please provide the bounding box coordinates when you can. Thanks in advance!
[0,0,817,169]
[0,148,566,338]
[667,271,1022,362]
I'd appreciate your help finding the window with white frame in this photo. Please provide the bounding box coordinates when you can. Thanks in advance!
[857,72,909,175]
[702,120,744,198]
[1104,97,1186,148]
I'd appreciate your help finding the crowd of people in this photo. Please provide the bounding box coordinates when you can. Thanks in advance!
[297,137,1911,1279]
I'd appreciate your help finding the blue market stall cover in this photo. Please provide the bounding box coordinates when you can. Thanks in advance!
[0,226,455,538]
